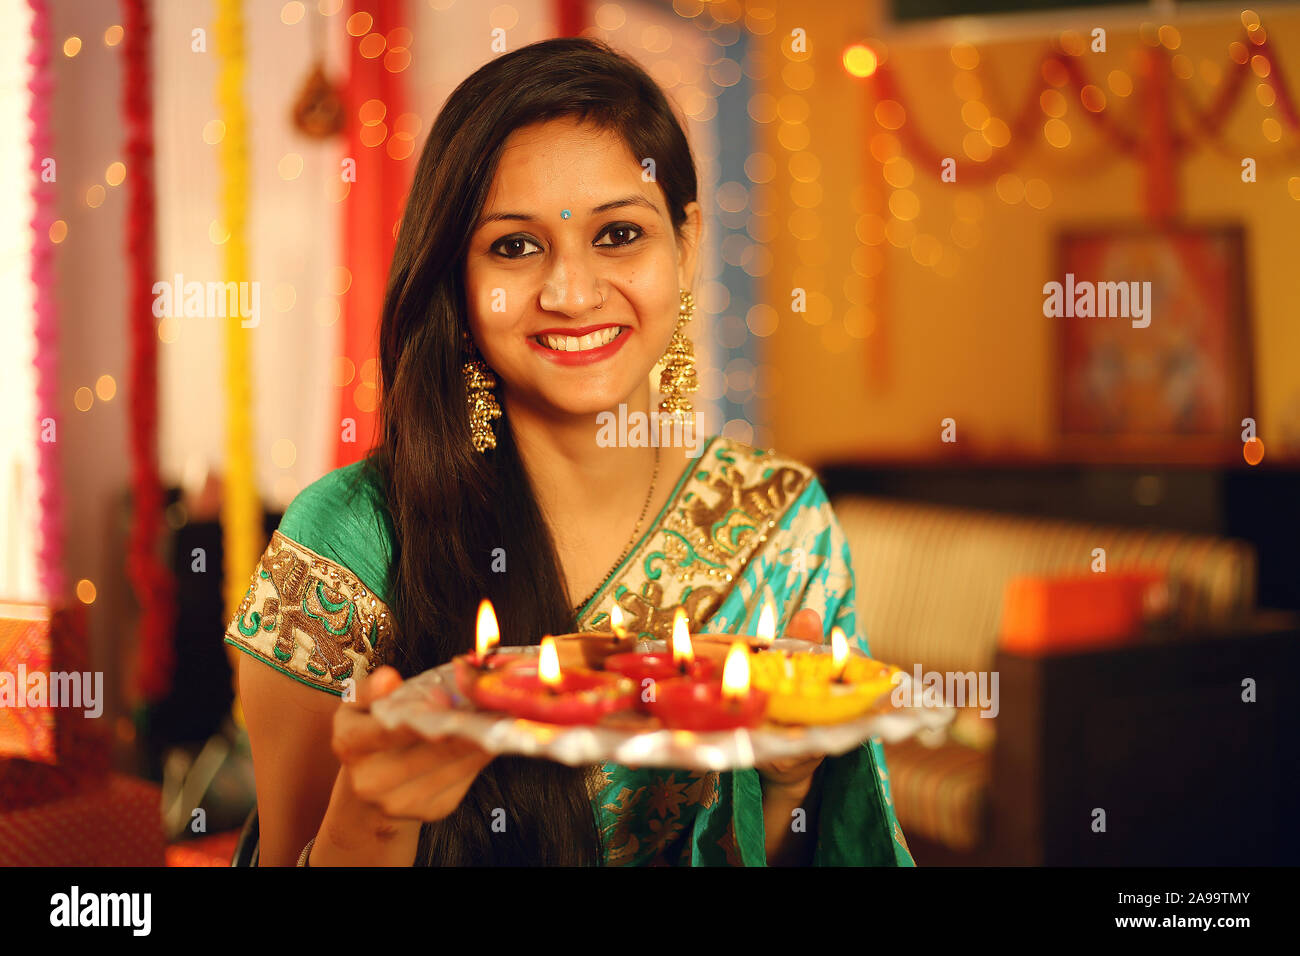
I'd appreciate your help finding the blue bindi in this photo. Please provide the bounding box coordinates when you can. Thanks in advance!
[561,209,571,219]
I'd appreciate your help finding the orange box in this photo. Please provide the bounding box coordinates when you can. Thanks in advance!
[998,571,1168,655]
[0,601,92,765]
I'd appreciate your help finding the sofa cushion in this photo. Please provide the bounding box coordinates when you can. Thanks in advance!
[881,733,989,852]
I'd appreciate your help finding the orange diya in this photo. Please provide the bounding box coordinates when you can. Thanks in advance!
[469,636,636,725]
[552,603,639,669]
[604,607,717,709]
[750,627,903,725]
[646,641,767,731]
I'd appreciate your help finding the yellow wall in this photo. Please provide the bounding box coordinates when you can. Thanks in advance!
[758,4,1300,464]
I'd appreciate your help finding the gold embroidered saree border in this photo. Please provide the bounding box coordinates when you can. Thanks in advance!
[574,437,814,641]
[223,530,394,696]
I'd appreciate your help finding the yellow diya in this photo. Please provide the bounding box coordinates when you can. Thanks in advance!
[749,628,903,725]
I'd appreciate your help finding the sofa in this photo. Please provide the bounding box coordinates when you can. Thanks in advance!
[831,494,1272,864]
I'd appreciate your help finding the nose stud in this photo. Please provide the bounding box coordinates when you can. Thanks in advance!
[561,209,571,219]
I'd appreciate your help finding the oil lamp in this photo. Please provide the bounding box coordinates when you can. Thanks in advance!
[468,636,637,725]
[552,603,639,669]
[750,626,902,725]
[604,607,716,708]
[647,641,767,731]
[453,599,515,695]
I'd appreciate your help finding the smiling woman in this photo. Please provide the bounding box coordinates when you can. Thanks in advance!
[464,116,699,420]
[227,36,913,868]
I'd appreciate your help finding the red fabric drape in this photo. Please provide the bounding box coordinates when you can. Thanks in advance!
[335,0,413,467]
[122,0,176,700]
[554,0,585,37]
[1139,47,1178,222]
[27,0,65,602]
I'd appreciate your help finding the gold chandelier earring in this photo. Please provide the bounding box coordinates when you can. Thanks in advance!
[658,288,698,418]
[462,338,502,453]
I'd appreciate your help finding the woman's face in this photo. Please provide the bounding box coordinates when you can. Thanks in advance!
[464,117,702,419]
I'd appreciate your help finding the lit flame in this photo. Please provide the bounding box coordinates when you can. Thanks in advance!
[756,600,776,645]
[671,606,694,667]
[538,636,562,688]
[609,604,627,639]
[831,626,849,678]
[721,642,751,700]
[476,599,500,658]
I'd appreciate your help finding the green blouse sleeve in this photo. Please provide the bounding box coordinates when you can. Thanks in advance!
[222,460,398,697]
[276,460,395,603]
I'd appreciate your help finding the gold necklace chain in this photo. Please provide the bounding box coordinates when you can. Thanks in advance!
[573,445,661,614]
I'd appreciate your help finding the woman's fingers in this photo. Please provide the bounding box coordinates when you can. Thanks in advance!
[331,666,493,822]
[356,666,454,711]
[350,735,486,794]
[757,752,827,789]
[334,668,459,762]
[762,754,824,776]
[785,608,824,642]
[354,665,404,708]
[334,706,420,759]
[348,736,493,819]
[365,745,496,820]
[334,669,422,761]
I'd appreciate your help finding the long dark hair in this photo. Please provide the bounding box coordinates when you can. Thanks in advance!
[361,37,699,865]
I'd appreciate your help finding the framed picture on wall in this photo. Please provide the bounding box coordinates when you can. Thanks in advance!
[1052,225,1253,463]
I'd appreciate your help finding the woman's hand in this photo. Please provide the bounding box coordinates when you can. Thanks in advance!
[333,666,495,821]
[312,666,494,865]
[756,608,830,864]
[755,608,827,794]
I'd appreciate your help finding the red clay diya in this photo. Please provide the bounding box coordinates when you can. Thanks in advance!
[604,653,718,711]
[604,606,717,705]
[469,637,636,725]
[646,641,768,731]
[604,652,717,686]
[453,599,518,696]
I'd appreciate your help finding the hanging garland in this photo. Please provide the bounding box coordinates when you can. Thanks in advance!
[868,25,1299,185]
[333,0,412,469]
[1173,31,1300,159]
[214,0,259,623]
[27,0,64,602]
[121,0,177,701]
[872,52,1067,184]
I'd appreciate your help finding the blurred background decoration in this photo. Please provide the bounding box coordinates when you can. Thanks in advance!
[0,0,1296,866]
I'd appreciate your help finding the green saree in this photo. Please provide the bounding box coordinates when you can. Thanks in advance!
[224,435,914,867]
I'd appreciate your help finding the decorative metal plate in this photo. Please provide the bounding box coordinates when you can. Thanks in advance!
[371,641,955,771]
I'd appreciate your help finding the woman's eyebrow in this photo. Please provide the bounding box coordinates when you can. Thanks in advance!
[475,195,658,230]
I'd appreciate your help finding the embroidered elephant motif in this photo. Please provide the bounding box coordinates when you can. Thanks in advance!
[686,465,807,557]
[259,544,372,682]
[619,581,723,641]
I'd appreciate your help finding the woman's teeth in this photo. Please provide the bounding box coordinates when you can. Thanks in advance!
[535,327,624,352]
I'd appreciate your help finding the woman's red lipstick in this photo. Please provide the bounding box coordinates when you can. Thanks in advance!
[528,325,630,366]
